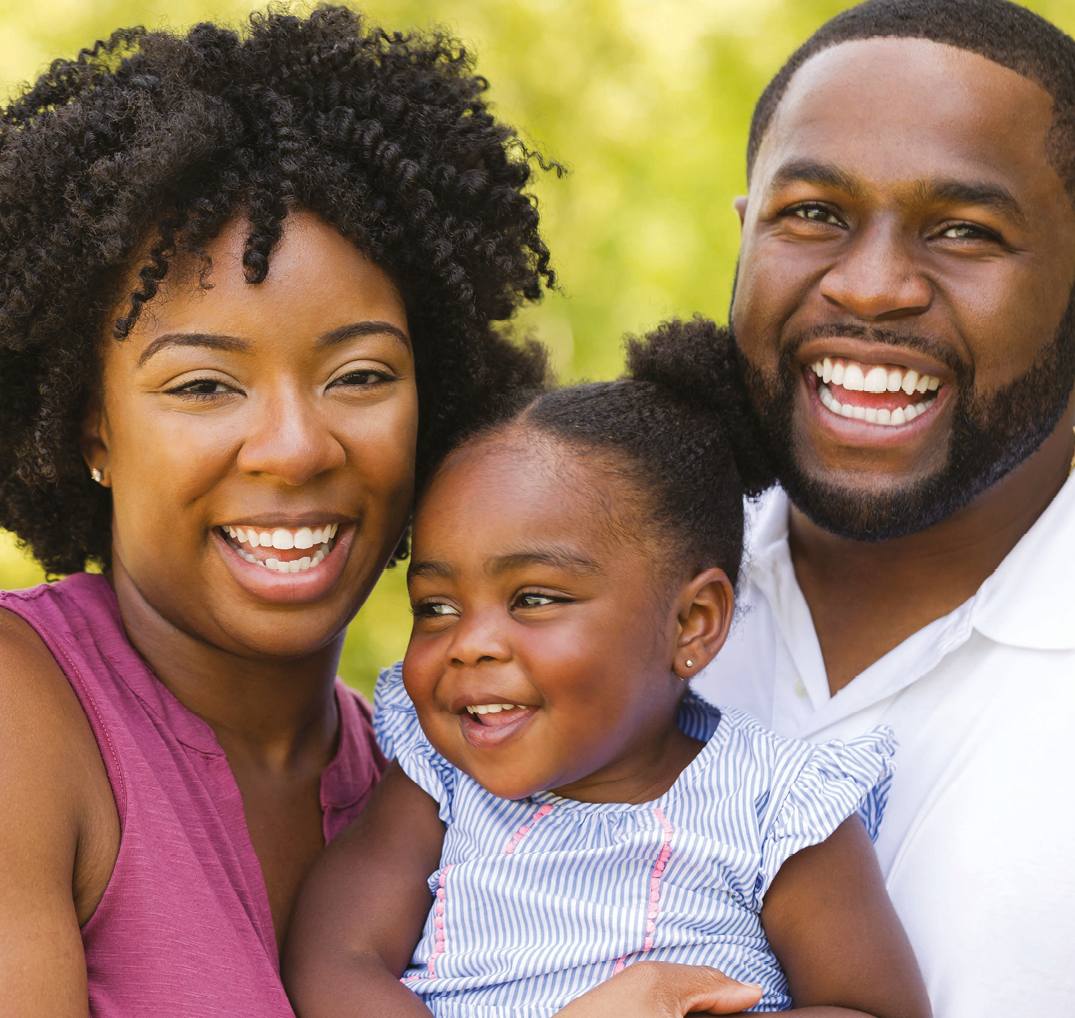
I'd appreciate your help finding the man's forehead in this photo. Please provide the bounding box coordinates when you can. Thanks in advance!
[755,36,1057,192]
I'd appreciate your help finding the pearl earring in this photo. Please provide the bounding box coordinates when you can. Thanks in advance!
[90,467,103,484]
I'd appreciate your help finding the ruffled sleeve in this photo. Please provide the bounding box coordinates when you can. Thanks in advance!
[373,661,456,822]
[754,726,897,908]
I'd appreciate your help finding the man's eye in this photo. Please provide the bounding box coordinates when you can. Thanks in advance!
[938,223,992,240]
[413,602,459,618]
[791,204,843,226]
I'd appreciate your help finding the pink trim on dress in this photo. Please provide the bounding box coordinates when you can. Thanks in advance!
[427,864,453,978]
[503,802,555,854]
[613,807,675,975]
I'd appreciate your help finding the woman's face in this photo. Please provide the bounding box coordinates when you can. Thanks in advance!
[85,211,418,660]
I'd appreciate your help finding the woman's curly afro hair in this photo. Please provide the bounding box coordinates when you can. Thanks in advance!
[0,4,555,576]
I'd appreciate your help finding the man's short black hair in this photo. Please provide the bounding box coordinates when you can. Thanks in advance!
[0,6,555,575]
[747,0,1075,197]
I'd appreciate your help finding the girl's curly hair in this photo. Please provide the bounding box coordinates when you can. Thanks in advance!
[0,5,555,576]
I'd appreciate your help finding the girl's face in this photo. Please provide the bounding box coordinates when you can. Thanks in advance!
[84,212,418,660]
[403,433,713,803]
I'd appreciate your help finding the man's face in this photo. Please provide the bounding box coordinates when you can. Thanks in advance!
[732,38,1075,540]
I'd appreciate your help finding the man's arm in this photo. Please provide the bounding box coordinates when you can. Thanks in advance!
[0,609,115,1017]
[761,817,932,1018]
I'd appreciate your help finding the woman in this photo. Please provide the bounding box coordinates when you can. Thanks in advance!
[0,8,552,1014]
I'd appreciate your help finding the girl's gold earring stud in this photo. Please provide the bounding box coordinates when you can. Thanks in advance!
[685,659,693,668]
[90,467,103,484]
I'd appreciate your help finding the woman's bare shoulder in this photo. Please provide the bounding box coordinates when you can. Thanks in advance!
[0,604,120,924]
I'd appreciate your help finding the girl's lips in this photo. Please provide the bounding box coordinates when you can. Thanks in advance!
[213,523,355,604]
[459,707,536,749]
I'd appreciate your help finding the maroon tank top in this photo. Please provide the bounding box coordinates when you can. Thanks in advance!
[0,573,385,1017]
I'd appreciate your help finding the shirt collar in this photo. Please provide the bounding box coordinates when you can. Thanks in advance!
[745,469,1075,656]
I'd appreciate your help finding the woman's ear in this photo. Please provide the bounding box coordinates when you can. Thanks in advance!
[80,395,112,487]
[671,567,734,679]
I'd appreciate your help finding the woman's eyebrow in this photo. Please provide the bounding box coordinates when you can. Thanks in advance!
[138,332,248,367]
[315,321,411,350]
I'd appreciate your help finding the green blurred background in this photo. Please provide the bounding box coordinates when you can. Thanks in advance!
[2,0,1072,695]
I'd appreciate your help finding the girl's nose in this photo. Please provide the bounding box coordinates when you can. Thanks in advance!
[235,389,346,485]
[447,610,512,669]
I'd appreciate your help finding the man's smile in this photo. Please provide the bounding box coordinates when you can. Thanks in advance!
[807,357,943,426]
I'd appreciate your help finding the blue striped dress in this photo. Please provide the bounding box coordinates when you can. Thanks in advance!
[374,663,895,1016]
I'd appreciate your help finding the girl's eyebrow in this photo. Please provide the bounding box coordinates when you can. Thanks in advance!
[407,550,599,584]
[487,551,599,575]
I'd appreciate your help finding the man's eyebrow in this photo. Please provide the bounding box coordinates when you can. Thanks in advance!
[913,179,1026,222]
[768,159,867,200]
[487,551,600,576]
[138,332,249,367]
[314,321,411,350]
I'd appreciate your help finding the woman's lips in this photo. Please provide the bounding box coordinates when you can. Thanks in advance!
[213,523,355,604]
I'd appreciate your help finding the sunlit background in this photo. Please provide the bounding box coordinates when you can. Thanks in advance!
[2,0,1072,694]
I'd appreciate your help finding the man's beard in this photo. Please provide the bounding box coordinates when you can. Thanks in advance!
[740,290,1075,542]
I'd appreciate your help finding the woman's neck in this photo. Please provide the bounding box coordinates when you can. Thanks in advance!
[109,560,342,773]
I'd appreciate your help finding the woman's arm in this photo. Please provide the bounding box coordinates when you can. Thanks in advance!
[283,760,446,1017]
[0,609,116,1017]
[760,816,932,1018]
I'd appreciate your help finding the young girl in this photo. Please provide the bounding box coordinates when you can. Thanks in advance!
[284,319,931,1018]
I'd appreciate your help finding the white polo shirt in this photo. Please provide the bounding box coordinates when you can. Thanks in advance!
[694,475,1075,1018]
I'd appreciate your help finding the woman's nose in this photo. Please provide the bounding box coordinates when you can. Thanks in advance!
[447,610,512,669]
[235,389,346,485]
[820,219,933,321]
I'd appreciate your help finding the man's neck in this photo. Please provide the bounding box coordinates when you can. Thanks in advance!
[788,415,1075,696]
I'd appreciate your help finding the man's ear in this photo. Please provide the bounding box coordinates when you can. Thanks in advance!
[80,394,112,487]
[733,196,748,231]
[671,567,734,679]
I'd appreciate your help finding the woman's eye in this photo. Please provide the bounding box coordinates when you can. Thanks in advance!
[790,204,843,226]
[165,379,234,398]
[332,369,393,388]
[413,601,459,618]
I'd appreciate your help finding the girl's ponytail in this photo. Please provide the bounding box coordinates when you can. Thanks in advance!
[624,316,776,498]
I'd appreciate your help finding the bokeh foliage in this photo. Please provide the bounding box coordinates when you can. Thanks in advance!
[2,0,1073,695]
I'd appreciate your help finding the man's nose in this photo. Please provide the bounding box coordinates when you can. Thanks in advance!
[820,219,933,321]
[448,609,512,669]
[235,388,346,485]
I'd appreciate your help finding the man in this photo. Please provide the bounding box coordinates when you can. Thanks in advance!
[694,1,1075,1015]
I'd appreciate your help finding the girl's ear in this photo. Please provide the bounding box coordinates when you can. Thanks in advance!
[671,568,734,679]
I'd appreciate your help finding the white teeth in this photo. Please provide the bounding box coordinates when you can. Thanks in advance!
[863,366,889,393]
[915,375,929,393]
[887,369,902,392]
[865,407,878,423]
[927,376,940,391]
[294,527,314,550]
[831,362,846,385]
[465,703,521,715]
[891,406,907,425]
[841,403,855,417]
[258,530,274,547]
[822,357,833,384]
[271,529,294,550]
[842,364,865,391]
[904,404,918,421]
[812,360,824,377]
[877,408,891,424]
[901,370,919,395]
[817,384,935,428]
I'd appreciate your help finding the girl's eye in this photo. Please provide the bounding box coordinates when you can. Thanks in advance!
[165,379,235,398]
[413,601,459,618]
[514,593,560,609]
[790,203,844,226]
